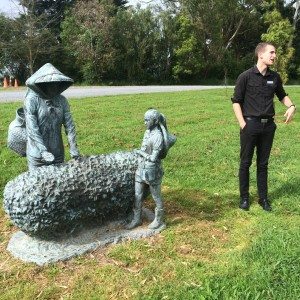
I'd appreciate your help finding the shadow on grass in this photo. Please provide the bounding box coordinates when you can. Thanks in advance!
[161,188,238,224]
[269,178,300,200]
[159,177,300,226]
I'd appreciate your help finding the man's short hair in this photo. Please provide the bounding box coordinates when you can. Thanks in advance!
[255,42,275,58]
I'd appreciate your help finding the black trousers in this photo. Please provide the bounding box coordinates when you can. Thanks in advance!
[239,118,276,200]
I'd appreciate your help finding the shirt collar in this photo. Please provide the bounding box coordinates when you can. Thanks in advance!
[253,65,271,76]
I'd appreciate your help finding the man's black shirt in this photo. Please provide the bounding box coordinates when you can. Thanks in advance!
[231,65,287,117]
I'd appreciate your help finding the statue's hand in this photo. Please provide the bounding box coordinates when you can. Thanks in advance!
[41,151,55,162]
[134,149,141,155]
[135,149,149,159]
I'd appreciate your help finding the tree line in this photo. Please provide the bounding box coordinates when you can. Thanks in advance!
[0,0,299,85]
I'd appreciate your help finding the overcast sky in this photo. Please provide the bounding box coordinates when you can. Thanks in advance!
[0,0,20,17]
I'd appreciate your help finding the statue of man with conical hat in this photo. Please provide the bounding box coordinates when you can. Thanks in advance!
[24,63,80,170]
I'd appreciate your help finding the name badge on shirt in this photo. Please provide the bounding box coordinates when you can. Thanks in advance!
[267,81,274,85]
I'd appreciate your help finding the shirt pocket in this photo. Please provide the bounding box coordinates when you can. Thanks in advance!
[265,83,275,97]
[247,82,260,94]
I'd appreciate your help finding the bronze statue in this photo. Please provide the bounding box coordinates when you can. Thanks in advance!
[24,63,80,170]
[127,109,176,230]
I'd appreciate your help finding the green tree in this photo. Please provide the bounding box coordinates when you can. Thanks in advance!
[172,0,264,82]
[19,0,75,39]
[287,0,300,81]
[113,0,128,7]
[0,2,57,81]
[261,0,295,83]
[172,13,203,81]
[155,7,178,82]
[17,1,58,75]
[61,0,117,83]
[112,7,164,82]
[18,0,78,79]
[0,14,18,80]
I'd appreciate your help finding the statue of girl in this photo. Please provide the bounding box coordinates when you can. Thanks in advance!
[127,109,176,230]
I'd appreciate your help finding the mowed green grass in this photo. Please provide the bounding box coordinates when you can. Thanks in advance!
[0,88,299,300]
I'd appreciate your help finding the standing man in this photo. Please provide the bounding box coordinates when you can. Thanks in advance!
[232,42,296,211]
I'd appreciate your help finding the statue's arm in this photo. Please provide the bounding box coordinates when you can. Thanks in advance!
[137,131,163,163]
[62,98,80,158]
[148,133,163,162]
[140,131,148,151]
[136,131,149,158]
[24,96,47,154]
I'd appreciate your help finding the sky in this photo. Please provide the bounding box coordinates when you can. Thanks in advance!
[0,0,162,16]
[129,0,161,7]
[0,0,21,17]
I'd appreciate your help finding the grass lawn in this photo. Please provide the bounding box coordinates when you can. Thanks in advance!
[0,88,299,299]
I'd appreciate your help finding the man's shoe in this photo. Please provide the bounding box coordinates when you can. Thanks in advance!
[239,198,250,210]
[258,199,272,211]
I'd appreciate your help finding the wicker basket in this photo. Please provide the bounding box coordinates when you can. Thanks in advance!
[7,108,27,157]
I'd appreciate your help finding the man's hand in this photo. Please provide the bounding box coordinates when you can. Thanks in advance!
[240,121,247,130]
[233,103,246,130]
[284,106,296,123]
[41,151,55,162]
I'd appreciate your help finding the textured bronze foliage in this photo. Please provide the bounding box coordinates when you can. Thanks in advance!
[4,152,138,239]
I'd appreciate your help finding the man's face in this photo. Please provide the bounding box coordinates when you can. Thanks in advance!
[259,45,276,66]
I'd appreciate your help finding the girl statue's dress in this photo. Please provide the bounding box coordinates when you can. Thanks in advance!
[127,109,176,230]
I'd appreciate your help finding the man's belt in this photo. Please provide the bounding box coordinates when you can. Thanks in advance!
[245,116,273,123]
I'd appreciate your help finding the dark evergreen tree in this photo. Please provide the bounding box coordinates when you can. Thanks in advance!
[19,0,76,40]
[113,0,128,7]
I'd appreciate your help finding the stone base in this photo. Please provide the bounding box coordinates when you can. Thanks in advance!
[7,208,165,266]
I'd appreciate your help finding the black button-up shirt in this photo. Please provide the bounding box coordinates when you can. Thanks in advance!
[231,65,287,117]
